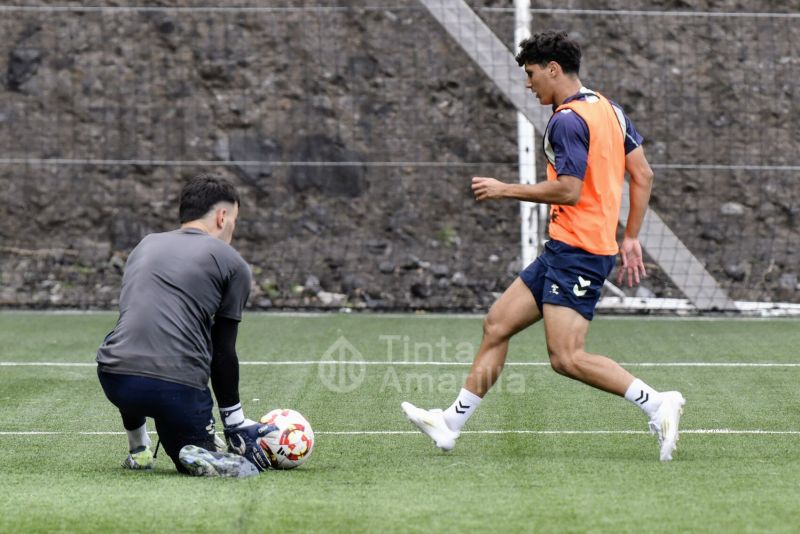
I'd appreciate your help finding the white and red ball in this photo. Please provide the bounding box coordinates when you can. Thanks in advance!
[257,409,314,469]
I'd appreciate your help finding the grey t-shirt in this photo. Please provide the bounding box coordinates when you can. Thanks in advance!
[96,228,251,389]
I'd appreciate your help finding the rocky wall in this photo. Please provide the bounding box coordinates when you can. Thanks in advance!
[1,0,798,310]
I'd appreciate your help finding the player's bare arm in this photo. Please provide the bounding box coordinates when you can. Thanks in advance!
[616,146,654,287]
[471,174,582,205]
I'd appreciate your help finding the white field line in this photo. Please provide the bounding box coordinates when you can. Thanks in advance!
[1,429,798,436]
[2,361,800,368]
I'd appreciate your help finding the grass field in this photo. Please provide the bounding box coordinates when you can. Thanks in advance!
[1,311,799,533]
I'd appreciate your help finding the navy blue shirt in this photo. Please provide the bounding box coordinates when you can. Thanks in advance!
[547,90,644,180]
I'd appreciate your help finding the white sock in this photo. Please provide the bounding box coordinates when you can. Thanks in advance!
[220,403,245,427]
[126,422,151,452]
[624,378,662,417]
[443,388,482,432]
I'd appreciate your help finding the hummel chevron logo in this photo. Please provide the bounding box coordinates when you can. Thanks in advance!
[634,390,649,404]
[454,401,470,414]
[572,276,591,297]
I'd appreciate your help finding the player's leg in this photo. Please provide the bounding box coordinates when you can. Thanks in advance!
[540,241,685,460]
[118,413,154,470]
[464,277,543,396]
[542,304,685,461]
[402,275,542,450]
[149,381,258,477]
[97,370,154,470]
[452,275,541,422]
[542,304,634,394]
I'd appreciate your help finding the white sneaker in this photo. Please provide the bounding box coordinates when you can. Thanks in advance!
[648,391,686,461]
[401,402,460,451]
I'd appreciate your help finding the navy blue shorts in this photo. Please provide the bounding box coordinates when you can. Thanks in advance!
[98,369,217,473]
[519,240,616,321]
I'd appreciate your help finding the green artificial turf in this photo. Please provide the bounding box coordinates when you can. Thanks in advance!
[1,311,799,533]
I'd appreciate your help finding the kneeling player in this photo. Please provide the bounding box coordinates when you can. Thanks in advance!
[96,174,270,476]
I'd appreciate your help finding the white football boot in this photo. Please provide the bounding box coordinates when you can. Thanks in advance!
[648,391,686,461]
[401,402,459,451]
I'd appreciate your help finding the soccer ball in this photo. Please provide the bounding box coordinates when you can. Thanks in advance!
[257,409,315,469]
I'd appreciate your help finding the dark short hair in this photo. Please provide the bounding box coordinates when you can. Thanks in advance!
[515,30,581,75]
[179,174,240,223]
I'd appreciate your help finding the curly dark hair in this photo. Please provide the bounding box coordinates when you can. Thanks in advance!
[515,30,581,75]
[179,173,240,223]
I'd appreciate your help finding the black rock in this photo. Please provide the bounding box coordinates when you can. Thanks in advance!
[109,213,150,250]
[7,47,41,90]
[325,256,345,270]
[342,274,367,296]
[366,239,389,254]
[410,282,431,299]
[431,264,450,278]
[699,223,726,244]
[724,262,748,282]
[400,254,422,270]
[287,134,367,198]
[156,17,176,34]
[226,129,281,194]
[347,55,379,80]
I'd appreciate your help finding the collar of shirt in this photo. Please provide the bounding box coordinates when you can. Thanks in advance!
[553,86,595,111]
[179,227,208,236]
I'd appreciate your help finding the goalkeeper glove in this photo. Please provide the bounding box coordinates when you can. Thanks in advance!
[223,422,274,471]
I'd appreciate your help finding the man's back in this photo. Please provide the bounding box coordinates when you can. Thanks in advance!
[96,228,250,389]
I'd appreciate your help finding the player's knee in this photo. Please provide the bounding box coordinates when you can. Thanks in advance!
[482,314,512,343]
[548,348,578,377]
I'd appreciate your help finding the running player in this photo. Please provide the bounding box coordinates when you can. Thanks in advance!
[402,31,685,461]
